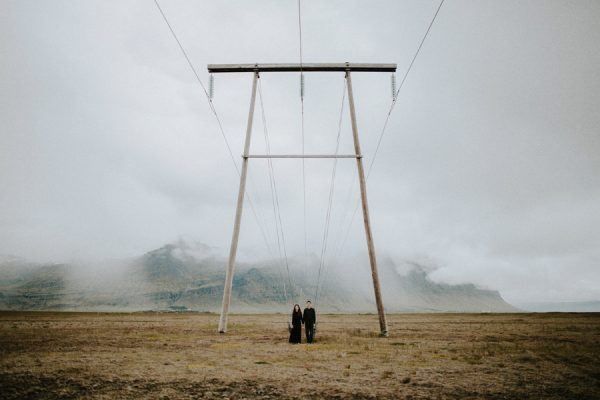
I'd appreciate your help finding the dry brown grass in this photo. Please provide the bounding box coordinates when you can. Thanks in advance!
[0,312,599,399]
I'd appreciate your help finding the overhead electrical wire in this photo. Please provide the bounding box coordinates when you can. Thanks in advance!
[369,0,445,176]
[258,79,294,302]
[314,79,347,307]
[297,0,308,272]
[155,0,445,308]
[153,0,275,256]
[258,82,287,300]
[335,0,445,258]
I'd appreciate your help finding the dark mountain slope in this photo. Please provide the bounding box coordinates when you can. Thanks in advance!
[0,242,517,312]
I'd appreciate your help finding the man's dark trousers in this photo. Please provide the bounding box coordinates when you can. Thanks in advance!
[303,307,316,343]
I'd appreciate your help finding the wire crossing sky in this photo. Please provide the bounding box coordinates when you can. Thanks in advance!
[0,0,599,308]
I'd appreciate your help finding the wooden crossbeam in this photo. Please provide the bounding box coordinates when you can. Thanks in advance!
[208,63,397,73]
[245,154,360,159]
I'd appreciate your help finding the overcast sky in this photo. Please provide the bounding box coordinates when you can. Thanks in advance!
[1,0,599,305]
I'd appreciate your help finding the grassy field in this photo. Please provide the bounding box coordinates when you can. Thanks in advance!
[0,312,599,399]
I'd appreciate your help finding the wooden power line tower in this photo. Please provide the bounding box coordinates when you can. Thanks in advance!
[209,63,396,336]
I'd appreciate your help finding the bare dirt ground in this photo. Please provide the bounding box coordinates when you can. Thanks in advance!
[0,312,598,399]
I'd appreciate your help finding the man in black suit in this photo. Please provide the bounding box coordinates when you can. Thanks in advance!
[303,300,316,343]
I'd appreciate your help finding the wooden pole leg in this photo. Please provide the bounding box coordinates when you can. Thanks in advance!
[218,72,259,333]
[346,70,389,337]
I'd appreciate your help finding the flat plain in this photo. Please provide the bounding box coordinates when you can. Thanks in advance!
[0,312,598,399]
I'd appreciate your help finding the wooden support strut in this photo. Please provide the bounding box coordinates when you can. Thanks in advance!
[346,70,389,337]
[218,71,258,333]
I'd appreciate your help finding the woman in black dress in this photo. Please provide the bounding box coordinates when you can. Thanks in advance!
[289,304,303,344]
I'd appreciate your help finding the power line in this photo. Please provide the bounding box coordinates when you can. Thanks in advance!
[315,79,346,307]
[258,81,287,299]
[298,0,304,70]
[258,79,294,301]
[335,0,445,258]
[153,0,274,256]
[298,0,308,269]
[370,0,445,175]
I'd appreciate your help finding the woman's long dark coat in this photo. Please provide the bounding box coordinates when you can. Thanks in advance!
[289,311,303,343]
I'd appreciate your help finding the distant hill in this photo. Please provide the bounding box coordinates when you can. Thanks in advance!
[0,241,517,312]
[517,301,600,312]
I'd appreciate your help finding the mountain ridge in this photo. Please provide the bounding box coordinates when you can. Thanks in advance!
[0,241,518,312]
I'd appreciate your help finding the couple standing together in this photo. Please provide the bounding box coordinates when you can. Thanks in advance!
[289,300,316,344]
